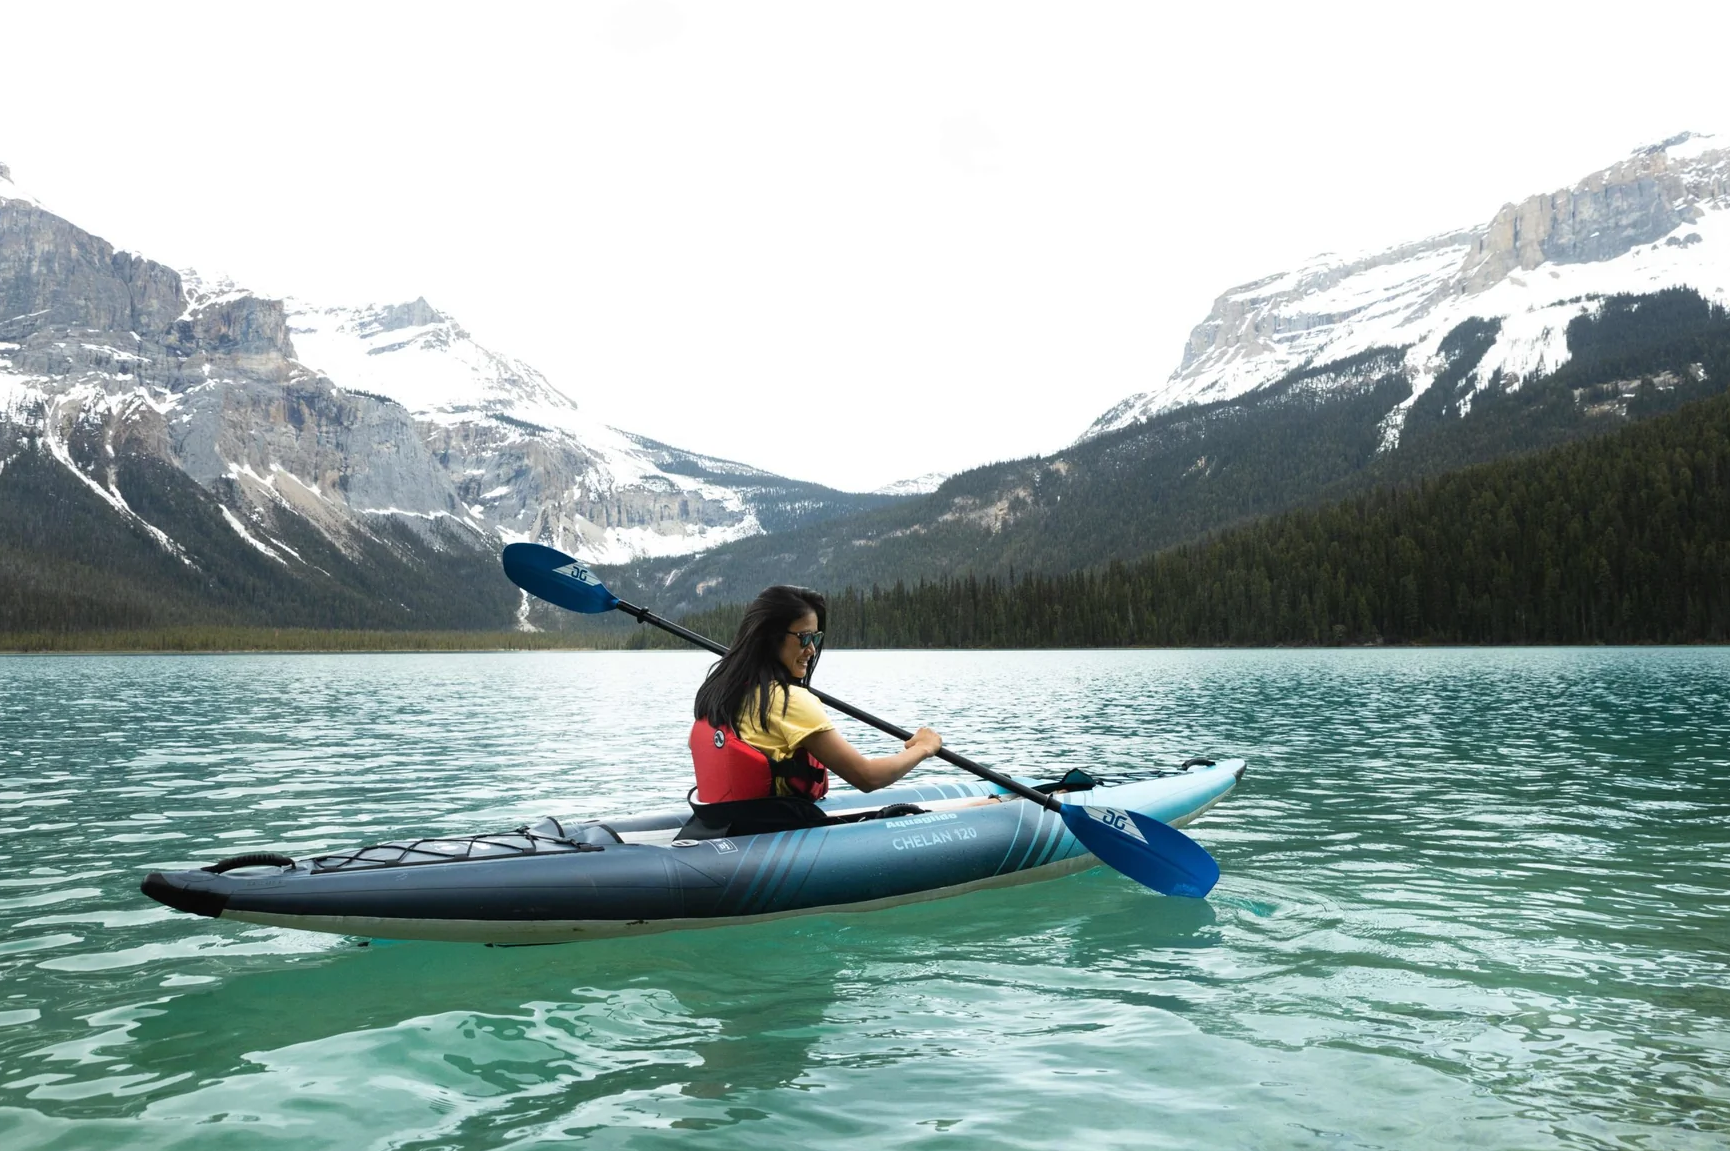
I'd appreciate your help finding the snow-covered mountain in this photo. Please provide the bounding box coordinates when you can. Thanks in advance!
[1087,132,1730,443]
[1,162,892,614]
[277,293,791,563]
[872,471,949,496]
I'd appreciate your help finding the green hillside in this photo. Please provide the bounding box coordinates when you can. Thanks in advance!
[0,422,518,633]
[734,387,1730,647]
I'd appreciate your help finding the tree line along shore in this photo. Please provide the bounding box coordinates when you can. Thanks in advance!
[0,629,620,654]
[7,386,1727,654]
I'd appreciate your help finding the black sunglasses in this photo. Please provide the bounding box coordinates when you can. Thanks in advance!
[787,629,824,649]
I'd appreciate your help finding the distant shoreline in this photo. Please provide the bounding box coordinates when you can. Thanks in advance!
[2,629,1723,655]
[0,629,629,655]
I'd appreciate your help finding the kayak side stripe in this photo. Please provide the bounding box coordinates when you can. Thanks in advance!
[712,842,758,912]
[1030,820,1065,870]
[725,835,787,915]
[1042,822,1079,867]
[779,834,830,913]
[1009,806,1057,875]
[1006,811,1040,874]
[740,828,809,916]
[751,829,819,915]
[1036,810,1070,867]
[995,799,1032,876]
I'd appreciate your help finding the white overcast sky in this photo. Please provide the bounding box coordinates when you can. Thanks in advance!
[4,1,1726,490]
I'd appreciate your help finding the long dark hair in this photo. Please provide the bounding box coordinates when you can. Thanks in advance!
[694,585,827,730]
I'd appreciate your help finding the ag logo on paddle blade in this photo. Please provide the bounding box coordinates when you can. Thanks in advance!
[1084,806,1148,843]
[551,561,601,587]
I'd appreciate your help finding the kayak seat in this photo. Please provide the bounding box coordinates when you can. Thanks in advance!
[674,797,936,842]
[1035,768,1104,795]
[676,796,833,841]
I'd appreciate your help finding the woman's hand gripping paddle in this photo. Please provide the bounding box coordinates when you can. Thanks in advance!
[501,543,1221,898]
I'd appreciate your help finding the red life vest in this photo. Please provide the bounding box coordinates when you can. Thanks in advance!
[690,719,829,804]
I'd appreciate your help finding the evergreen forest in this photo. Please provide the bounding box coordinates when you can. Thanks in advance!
[670,388,1730,648]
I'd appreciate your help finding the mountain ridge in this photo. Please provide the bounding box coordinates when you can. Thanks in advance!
[1,164,898,570]
[595,287,1730,617]
[1,162,903,632]
[1086,130,1730,440]
[8,135,1729,636]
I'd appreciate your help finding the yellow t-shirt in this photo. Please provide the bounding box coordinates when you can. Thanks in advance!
[734,683,834,760]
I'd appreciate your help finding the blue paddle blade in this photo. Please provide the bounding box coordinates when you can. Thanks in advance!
[1059,804,1221,898]
[500,543,620,614]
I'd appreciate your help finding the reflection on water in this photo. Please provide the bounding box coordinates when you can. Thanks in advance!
[0,648,1727,1149]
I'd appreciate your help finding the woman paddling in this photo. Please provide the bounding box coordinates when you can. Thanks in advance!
[683,585,943,838]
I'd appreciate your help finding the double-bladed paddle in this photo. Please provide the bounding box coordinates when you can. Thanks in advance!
[501,542,1221,898]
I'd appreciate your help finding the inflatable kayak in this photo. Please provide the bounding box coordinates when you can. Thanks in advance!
[141,760,1244,944]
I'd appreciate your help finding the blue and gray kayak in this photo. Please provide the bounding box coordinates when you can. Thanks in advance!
[140,760,1244,944]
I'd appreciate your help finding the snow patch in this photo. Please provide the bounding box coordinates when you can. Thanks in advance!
[514,589,541,633]
[1469,300,1596,388]
[219,505,289,564]
[873,472,949,496]
[0,161,45,210]
[38,396,190,564]
[1651,131,1724,164]
[357,507,462,520]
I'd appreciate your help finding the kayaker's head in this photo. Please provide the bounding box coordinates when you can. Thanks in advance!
[694,585,827,728]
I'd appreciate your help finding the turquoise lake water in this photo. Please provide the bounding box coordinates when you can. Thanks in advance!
[0,648,1725,1150]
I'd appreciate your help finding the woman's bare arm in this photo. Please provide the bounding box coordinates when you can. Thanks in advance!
[802,725,942,793]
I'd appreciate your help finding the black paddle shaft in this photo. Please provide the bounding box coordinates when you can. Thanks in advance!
[612,599,1064,813]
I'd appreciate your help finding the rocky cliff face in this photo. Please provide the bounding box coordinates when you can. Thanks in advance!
[0,207,185,337]
[1,161,898,628]
[1088,132,1730,440]
[279,295,851,562]
[1459,134,1729,289]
